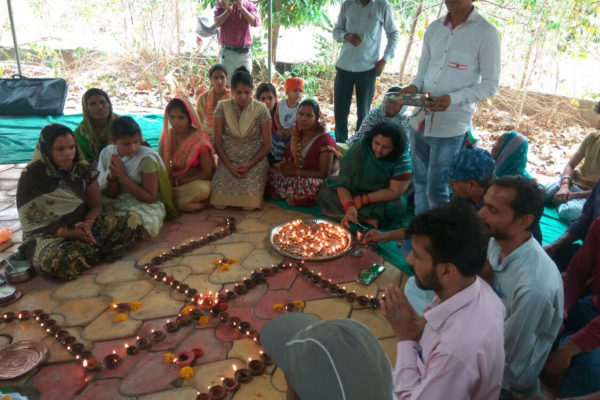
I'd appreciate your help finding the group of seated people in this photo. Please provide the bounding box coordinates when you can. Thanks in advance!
[12,61,600,398]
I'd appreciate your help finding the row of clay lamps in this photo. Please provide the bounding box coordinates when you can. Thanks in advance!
[2,216,383,398]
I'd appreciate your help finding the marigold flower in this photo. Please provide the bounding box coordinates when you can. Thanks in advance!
[220,263,231,271]
[181,305,196,316]
[130,301,143,311]
[272,303,284,311]
[110,301,119,310]
[229,257,238,263]
[198,315,212,325]
[293,300,305,310]
[179,366,194,379]
[114,313,127,322]
[213,258,222,265]
[163,352,175,363]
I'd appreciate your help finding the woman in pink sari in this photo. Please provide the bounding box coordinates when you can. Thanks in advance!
[159,97,215,212]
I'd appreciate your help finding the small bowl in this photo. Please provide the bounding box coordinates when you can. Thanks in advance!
[5,260,35,283]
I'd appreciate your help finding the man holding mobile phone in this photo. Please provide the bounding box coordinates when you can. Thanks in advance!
[214,0,259,81]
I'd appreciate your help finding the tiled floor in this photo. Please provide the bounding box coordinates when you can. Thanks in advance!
[0,164,407,400]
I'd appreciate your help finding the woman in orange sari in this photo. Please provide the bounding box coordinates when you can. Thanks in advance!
[196,64,230,140]
[159,97,215,212]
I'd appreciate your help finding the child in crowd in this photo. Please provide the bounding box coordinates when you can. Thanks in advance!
[255,83,282,165]
[273,77,303,155]
[98,116,177,237]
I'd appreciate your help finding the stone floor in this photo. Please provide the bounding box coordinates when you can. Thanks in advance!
[0,164,408,400]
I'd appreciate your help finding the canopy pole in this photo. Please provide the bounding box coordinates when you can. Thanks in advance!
[267,0,272,82]
[7,0,22,76]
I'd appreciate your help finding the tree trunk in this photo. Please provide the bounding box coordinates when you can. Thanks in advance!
[399,0,424,83]
[271,0,282,63]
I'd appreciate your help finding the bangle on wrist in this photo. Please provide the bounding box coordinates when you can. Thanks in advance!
[343,201,355,212]
[84,219,95,225]
[57,227,65,238]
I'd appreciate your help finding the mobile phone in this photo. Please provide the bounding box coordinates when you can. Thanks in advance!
[357,264,385,285]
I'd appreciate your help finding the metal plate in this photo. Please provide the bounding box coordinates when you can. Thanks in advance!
[385,92,433,107]
[0,340,49,380]
[269,218,353,261]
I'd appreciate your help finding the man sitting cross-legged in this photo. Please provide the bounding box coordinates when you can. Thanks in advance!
[383,203,506,399]
[478,175,563,398]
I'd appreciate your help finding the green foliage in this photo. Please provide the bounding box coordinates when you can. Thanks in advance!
[197,0,341,30]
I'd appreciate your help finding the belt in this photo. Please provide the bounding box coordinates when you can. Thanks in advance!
[223,45,250,54]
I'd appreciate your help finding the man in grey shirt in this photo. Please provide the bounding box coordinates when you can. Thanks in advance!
[478,176,563,398]
[332,0,398,143]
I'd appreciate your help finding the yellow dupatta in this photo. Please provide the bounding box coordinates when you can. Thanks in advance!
[220,99,266,139]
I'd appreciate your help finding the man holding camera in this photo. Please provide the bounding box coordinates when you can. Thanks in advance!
[214,0,259,79]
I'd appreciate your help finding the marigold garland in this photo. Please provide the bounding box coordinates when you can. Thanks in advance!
[130,301,143,311]
[272,303,284,312]
[198,315,211,325]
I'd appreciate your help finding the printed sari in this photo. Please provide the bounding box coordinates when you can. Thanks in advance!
[269,123,339,205]
[17,125,143,280]
[159,97,215,212]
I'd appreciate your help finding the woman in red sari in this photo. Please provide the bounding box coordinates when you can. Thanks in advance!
[268,99,340,206]
[159,97,215,212]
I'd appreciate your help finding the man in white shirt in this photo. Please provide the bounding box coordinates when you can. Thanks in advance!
[383,203,505,399]
[402,0,501,214]
[332,0,398,143]
[478,176,564,398]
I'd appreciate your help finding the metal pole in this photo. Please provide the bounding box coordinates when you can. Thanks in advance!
[267,0,272,82]
[7,0,22,76]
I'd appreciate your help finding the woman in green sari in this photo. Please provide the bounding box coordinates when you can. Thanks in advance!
[73,88,118,162]
[317,120,412,229]
[16,124,143,280]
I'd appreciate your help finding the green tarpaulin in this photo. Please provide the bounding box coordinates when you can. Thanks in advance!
[0,114,164,164]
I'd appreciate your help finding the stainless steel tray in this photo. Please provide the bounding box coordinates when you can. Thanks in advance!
[269,218,352,261]
[385,92,433,107]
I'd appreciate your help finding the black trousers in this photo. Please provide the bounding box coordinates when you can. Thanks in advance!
[333,67,377,143]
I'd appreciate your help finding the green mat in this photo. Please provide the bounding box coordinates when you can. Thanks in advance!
[0,114,164,164]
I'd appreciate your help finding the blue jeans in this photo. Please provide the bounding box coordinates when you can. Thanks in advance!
[409,126,465,215]
[544,180,586,223]
[559,296,600,397]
